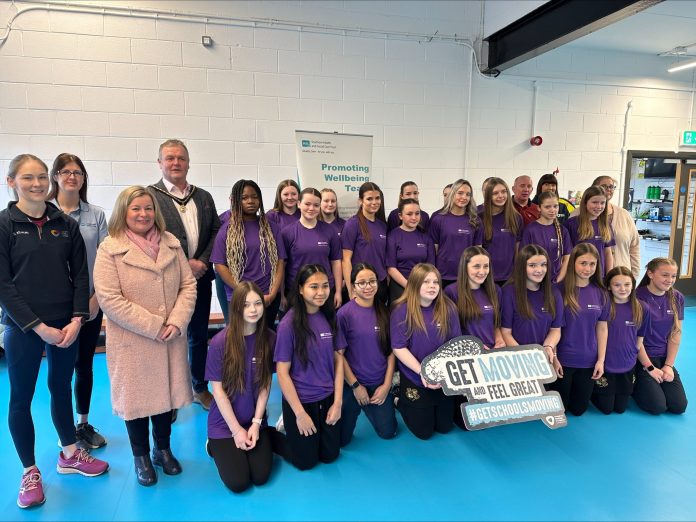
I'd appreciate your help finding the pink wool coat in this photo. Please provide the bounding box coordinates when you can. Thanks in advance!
[94,231,197,421]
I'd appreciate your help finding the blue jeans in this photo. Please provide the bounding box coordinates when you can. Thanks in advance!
[340,382,397,446]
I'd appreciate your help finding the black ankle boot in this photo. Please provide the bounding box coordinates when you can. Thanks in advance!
[152,448,182,475]
[134,455,157,486]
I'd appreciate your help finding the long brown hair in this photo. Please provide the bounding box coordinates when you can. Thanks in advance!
[563,243,605,315]
[639,257,681,337]
[482,177,519,242]
[508,244,556,320]
[577,185,611,242]
[48,153,89,202]
[396,180,418,207]
[355,182,386,242]
[455,246,500,327]
[222,281,273,396]
[605,266,642,326]
[538,191,564,260]
[351,263,390,356]
[271,179,300,212]
[392,263,455,340]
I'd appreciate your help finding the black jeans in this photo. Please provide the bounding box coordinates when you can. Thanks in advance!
[281,395,340,471]
[74,309,103,415]
[590,370,634,414]
[189,273,213,393]
[549,366,595,416]
[208,428,273,493]
[397,375,453,440]
[124,411,173,457]
[633,357,687,414]
[4,318,78,467]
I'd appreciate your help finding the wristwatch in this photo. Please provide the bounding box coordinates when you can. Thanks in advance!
[350,380,360,389]
[643,364,655,372]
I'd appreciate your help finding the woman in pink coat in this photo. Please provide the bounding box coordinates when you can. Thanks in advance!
[94,186,196,487]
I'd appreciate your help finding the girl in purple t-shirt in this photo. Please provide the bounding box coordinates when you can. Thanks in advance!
[564,186,615,278]
[341,182,388,304]
[633,258,687,415]
[479,178,523,285]
[391,263,461,440]
[338,263,397,446]
[386,198,436,302]
[265,179,300,231]
[444,246,504,350]
[387,180,430,232]
[211,180,282,326]
[278,188,343,309]
[429,179,482,287]
[590,267,649,415]
[551,243,609,416]
[319,188,346,239]
[274,265,343,470]
[500,244,563,363]
[521,192,571,283]
[205,281,275,492]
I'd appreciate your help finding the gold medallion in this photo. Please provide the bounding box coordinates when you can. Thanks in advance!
[180,205,187,213]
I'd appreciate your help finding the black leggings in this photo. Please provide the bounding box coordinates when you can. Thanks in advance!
[549,366,595,416]
[590,370,634,415]
[4,318,78,467]
[208,428,273,493]
[281,395,340,471]
[124,411,173,457]
[74,309,103,415]
[633,357,687,415]
[397,376,453,440]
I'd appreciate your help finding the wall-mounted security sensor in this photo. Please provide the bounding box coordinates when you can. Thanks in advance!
[202,36,213,47]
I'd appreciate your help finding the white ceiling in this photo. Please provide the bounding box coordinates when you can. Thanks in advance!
[567,0,696,58]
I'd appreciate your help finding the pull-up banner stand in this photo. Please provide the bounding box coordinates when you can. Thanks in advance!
[295,130,373,217]
[421,336,568,430]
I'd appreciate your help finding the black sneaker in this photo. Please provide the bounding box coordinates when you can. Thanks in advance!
[75,423,107,449]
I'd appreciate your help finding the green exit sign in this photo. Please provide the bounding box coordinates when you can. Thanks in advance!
[683,130,696,146]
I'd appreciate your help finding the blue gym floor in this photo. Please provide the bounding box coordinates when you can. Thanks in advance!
[1,311,695,521]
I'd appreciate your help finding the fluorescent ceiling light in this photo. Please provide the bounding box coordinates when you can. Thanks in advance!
[668,58,696,73]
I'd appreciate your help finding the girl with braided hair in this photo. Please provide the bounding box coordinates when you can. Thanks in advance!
[211,180,282,327]
[521,191,571,283]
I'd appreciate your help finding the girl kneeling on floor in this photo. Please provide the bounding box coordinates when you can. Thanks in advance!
[206,281,276,492]
[274,264,343,470]
[391,263,461,440]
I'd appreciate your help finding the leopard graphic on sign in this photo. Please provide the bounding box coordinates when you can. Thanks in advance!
[420,336,567,430]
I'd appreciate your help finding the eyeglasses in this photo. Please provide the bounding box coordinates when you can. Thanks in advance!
[354,279,378,289]
[58,169,84,178]
[600,184,616,191]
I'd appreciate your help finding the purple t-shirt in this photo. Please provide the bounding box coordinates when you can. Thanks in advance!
[341,215,388,281]
[387,208,430,232]
[501,283,564,346]
[390,301,461,385]
[445,284,501,348]
[266,208,300,231]
[278,220,341,290]
[324,217,346,240]
[557,284,610,368]
[386,227,436,280]
[429,212,483,280]
[480,211,524,282]
[605,300,651,373]
[564,217,616,277]
[210,218,279,299]
[274,309,338,403]
[219,209,231,225]
[520,221,572,282]
[336,300,388,386]
[205,327,276,439]
[635,286,685,358]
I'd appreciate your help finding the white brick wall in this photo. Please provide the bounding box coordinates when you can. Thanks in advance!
[2,0,695,220]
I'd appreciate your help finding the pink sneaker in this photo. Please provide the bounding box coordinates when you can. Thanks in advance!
[57,448,109,477]
[17,467,45,509]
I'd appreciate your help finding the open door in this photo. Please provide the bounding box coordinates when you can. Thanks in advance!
[672,164,696,295]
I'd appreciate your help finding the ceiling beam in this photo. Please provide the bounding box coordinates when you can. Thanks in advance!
[483,0,663,74]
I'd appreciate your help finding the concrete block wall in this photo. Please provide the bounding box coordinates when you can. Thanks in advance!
[0,0,482,216]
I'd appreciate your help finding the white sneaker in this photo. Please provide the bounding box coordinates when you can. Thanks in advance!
[275,414,285,434]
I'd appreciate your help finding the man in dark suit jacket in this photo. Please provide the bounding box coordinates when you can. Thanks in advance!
[150,139,220,410]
